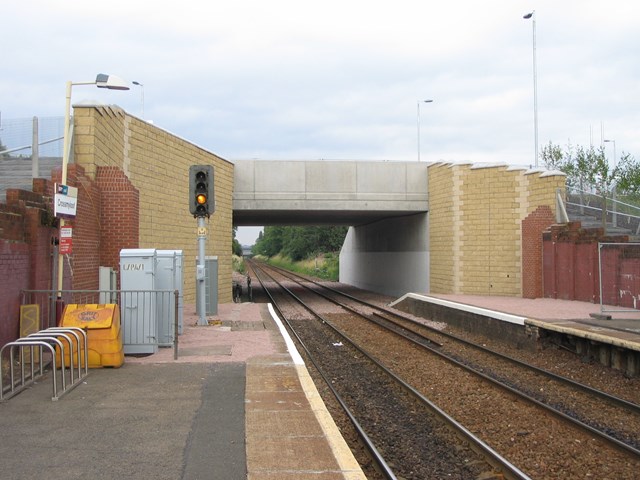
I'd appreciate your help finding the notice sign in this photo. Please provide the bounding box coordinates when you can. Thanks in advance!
[54,183,78,217]
[60,226,73,255]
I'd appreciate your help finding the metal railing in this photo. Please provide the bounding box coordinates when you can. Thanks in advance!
[0,116,65,157]
[20,289,180,358]
[598,242,640,315]
[566,187,640,235]
[555,188,569,223]
[1,327,88,402]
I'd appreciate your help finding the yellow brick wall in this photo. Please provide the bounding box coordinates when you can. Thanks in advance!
[524,171,566,216]
[428,162,565,296]
[73,105,234,303]
[428,163,455,293]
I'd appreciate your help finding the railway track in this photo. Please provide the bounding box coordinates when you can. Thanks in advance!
[247,259,640,479]
[249,260,527,480]
[266,263,640,451]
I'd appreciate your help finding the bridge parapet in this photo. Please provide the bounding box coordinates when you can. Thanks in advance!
[233,160,428,225]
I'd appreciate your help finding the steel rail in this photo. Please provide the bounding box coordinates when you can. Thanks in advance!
[249,260,531,480]
[266,261,640,413]
[246,261,397,480]
[254,260,640,458]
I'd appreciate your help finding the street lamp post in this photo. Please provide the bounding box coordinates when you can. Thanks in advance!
[523,11,538,167]
[604,139,617,169]
[57,74,130,304]
[132,81,145,119]
[417,99,433,162]
[604,138,617,226]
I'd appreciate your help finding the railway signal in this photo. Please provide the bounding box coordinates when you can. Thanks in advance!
[189,165,215,325]
[189,165,214,217]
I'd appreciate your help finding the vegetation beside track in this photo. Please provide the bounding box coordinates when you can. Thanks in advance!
[237,253,340,281]
[234,225,346,281]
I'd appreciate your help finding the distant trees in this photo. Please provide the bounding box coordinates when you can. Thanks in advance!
[253,225,348,261]
[232,226,243,256]
[541,142,640,229]
[0,138,10,158]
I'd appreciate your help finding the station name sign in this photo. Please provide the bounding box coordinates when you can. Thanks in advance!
[54,183,78,217]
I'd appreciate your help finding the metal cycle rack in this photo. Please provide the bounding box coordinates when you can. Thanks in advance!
[0,327,88,402]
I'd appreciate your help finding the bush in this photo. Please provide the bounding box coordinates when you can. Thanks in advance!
[232,255,245,274]
[266,253,340,281]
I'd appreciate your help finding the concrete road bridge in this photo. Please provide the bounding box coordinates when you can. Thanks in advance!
[233,159,430,296]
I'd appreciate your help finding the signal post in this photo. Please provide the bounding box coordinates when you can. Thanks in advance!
[189,165,214,326]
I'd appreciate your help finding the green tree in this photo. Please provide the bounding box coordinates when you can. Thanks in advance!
[617,153,640,195]
[542,142,639,231]
[232,226,242,256]
[0,138,10,158]
[253,226,285,257]
[253,225,348,259]
[540,141,567,172]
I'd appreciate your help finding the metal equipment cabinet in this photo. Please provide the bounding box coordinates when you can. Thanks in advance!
[119,249,158,354]
[156,250,184,344]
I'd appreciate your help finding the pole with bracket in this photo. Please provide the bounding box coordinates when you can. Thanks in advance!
[197,217,207,326]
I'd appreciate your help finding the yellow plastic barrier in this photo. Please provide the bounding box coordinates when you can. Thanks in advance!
[60,304,124,368]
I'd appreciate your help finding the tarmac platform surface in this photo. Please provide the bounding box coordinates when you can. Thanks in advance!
[0,302,365,480]
[2,295,639,479]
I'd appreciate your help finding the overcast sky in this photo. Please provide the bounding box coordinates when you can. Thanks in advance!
[3,1,639,245]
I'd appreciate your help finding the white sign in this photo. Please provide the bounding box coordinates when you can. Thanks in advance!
[60,226,73,238]
[54,183,78,217]
[59,226,73,254]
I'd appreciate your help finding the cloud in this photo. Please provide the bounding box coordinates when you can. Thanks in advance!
[2,0,639,169]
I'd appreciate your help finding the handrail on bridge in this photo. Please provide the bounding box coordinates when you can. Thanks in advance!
[556,188,569,224]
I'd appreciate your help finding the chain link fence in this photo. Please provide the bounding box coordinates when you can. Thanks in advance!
[0,116,65,157]
[0,116,65,200]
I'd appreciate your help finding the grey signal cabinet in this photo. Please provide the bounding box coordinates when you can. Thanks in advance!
[156,250,184,344]
[196,256,218,316]
[119,248,158,355]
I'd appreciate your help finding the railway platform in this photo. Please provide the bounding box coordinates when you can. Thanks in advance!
[0,302,366,480]
[393,293,640,376]
[3,292,639,479]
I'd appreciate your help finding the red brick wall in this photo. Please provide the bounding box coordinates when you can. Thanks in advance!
[0,241,30,348]
[31,179,57,292]
[542,222,637,305]
[96,166,140,287]
[521,205,555,298]
[0,184,57,347]
[51,164,103,291]
[0,164,139,349]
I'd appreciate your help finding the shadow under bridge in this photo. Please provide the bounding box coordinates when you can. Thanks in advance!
[232,159,430,297]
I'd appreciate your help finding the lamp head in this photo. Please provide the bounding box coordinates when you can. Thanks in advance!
[96,73,130,90]
[523,12,534,19]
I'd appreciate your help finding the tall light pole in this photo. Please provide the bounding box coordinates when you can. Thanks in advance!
[604,138,617,226]
[57,74,130,303]
[604,139,617,168]
[523,11,538,167]
[417,99,433,162]
[132,81,145,119]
